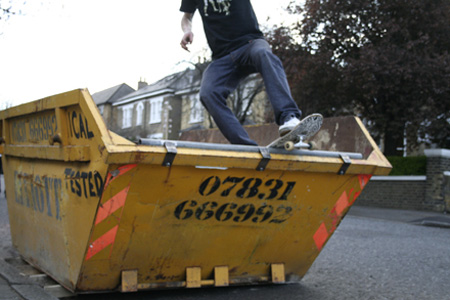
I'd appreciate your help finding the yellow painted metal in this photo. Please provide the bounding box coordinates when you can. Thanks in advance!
[0,90,109,290]
[0,89,392,293]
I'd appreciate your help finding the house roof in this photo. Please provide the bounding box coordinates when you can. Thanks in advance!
[113,64,207,106]
[91,83,135,105]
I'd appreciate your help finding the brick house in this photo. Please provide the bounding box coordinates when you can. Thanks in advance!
[91,83,135,127]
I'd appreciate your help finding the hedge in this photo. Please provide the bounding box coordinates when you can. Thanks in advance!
[387,156,427,176]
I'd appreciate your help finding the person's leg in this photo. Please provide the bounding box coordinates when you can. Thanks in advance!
[235,39,302,126]
[200,56,258,145]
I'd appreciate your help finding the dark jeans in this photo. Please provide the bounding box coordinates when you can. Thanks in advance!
[200,39,301,145]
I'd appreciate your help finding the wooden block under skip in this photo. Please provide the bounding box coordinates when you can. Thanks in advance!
[214,266,229,287]
[121,269,138,292]
[271,263,285,284]
[186,267,202,288]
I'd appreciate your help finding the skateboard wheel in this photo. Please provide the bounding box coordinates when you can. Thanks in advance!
[284,141,295,151]
[309,141,317,150]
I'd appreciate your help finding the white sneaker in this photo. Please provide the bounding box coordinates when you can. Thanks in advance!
[279,117,301,136]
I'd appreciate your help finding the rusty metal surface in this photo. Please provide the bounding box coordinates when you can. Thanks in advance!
[0,89,391,293]
[180,117,376,159]
[179,123,278,145]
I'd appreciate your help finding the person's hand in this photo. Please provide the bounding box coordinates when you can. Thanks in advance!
[181,32,194,52]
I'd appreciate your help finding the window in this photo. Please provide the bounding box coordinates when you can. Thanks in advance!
[136,102,144,126]
[122,105,133,128]
[189,96,204,123]
[149,98,163,124]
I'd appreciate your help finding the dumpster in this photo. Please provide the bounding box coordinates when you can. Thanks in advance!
[0,89,391,293]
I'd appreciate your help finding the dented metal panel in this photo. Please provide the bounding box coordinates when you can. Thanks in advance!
[0,89,391,293]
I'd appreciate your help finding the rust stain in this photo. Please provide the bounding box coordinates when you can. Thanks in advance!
[17,174,33,180]
[121,216,137,262]
[164,166,173,184]
[97,145,106,157]
[133,151,147,163]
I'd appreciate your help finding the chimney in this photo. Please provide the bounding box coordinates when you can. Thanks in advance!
[138,77,148,90]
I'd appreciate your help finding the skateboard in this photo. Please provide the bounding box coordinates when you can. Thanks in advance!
[268,114,323,151]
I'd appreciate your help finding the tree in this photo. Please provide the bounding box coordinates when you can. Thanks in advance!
[266,26,345,117]
[227,74,265,124]
[0,100,13,110]
[0,1,14,21]
[0,0,23,22]
[267,0,450,155]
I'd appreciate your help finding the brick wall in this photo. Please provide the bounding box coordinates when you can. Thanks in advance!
[356,149,450,212]
[356,177,429,210]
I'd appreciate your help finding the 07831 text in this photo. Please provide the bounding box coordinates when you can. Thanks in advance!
[198,176,297,201]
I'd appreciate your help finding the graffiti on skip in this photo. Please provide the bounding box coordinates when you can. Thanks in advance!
[14,171,62,221]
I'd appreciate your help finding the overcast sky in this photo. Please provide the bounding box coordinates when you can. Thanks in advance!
[0,0,297,108]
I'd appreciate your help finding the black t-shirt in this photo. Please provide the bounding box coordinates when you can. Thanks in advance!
[180,0,264,59]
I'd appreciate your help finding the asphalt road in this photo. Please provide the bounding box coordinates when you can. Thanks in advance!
[68,215,450,300]
[1,174,449,300]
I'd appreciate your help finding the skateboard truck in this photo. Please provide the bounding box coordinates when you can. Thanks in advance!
[268,114,323,151]
[285,136,318,151]
[284,135,308,151]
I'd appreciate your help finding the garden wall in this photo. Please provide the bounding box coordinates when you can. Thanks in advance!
[357,149,450,212]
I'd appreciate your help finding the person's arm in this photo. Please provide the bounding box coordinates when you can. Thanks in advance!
[181,12,194,52]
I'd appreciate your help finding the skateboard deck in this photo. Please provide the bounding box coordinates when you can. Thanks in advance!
[268,114,323,150]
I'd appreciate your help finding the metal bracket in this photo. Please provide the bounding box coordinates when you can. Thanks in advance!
[162,141,177,167]
[257,147,271,171]
[338,154,351,175]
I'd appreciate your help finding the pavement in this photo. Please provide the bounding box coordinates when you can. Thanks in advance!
[348,205,450,228]
[0,173,449,299]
